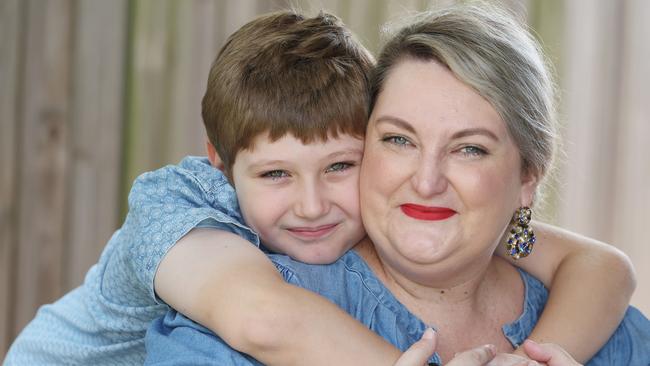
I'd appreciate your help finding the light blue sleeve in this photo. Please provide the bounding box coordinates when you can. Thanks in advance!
[145,311,263,366]
[586,306,650,365]
[104,156,260,306]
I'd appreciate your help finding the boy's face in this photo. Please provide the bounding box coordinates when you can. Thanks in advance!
[230,132,366,264]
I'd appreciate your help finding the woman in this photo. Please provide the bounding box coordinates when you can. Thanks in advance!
[145,4,649,365]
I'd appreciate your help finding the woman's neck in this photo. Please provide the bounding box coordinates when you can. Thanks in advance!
[355,237,495,306]
[354,237,524,361]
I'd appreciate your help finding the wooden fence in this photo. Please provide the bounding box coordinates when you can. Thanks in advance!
[2,0,648,359]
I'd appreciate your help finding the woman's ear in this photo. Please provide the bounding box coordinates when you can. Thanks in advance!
[206,140,225,171]
[520,168,540,207]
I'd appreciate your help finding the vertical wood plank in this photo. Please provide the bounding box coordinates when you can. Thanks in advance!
[14,0,73,335]
[558,0,622,240]
[219,0,262,38]
[63,0,128,291]
[0,0,22,355]
[526,0,564,222]
[612,0,650,314]
[345,0,386,55]
[123,0,173,197]
[166,0,219,163]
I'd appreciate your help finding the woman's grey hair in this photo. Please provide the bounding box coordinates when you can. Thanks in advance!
[371,3,558,187]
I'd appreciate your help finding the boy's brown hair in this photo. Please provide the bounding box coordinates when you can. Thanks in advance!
[202,11,374,176]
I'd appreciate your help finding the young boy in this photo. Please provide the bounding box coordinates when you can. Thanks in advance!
[5,10,635,366]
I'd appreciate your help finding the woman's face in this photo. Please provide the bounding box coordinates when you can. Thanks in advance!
[360,59,537,280]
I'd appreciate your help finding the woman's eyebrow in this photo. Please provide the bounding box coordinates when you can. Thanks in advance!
[451,128,500,142]
[374,115,416,134]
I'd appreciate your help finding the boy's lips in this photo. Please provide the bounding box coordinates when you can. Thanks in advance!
[286,223,339,239]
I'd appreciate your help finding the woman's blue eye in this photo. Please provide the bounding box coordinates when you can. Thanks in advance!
[459,146,487,157]
[325,162,353,173]
[261,170,289,179]
[383,135,411,146]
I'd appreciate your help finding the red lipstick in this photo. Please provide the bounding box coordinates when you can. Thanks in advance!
[400,204,456,221]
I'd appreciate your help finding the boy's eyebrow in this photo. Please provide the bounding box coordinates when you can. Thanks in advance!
[247,160,287,171]
[375,115,499,141]
[326,148,364,159]
[246,148,363,172]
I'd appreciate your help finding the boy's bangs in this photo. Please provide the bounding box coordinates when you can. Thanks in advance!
[233,74,369,150]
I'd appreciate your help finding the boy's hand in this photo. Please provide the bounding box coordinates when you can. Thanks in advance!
[521,339,583,366]
[394,328,498,366]
[486,353,539,366]
[394,328,437,366]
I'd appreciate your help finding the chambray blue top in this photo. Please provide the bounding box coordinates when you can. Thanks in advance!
[145,250,650,366]
[5,157,259,365]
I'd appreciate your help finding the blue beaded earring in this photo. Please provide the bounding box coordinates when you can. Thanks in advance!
[505,207,536,259]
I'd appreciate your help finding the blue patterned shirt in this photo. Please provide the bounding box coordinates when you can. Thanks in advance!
[145,250,650,366]
[5,157,259,365]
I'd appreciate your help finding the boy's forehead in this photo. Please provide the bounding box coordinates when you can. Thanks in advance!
[244,131,364,151]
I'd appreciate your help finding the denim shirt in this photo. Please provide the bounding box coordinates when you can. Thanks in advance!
[145,250,650,366]
[6,157,259,365]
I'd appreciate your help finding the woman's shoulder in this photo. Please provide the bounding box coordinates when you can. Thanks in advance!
[501,268,549,348]
[268,251,387,313]
[269,250,370,289]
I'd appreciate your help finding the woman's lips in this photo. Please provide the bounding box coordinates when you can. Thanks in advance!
[286,223,339,239]
[400,204,456,221]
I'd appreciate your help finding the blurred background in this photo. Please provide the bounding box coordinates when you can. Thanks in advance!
[1,0,648,356]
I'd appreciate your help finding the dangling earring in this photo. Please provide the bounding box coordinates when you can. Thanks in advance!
[505,206,536,259]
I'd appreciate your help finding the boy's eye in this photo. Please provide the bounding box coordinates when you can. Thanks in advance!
[458,145,488,157]
[325,161,354,173]
[260,170,289,180]
[382,135,412,147]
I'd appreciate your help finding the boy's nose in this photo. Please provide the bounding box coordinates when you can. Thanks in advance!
[294,183,330,220]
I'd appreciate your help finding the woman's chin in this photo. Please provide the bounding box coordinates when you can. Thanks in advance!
[385,231,457,263]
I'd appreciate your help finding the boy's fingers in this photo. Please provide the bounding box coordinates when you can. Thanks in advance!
[394,328,437,366]
[485,352,540,366]
[522,339,552,362]
[522,339,582,366]
[447,344,496,366]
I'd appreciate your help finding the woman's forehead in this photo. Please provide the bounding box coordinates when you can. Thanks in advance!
[371,59,507,137]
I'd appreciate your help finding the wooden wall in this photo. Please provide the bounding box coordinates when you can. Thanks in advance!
[2,0,648,359]
[1,0,129,355]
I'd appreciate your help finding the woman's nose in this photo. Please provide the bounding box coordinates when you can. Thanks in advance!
[410,156,448,198]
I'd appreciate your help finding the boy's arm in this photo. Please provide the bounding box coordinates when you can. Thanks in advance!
[155,228,403,366]
[497,221,636,363]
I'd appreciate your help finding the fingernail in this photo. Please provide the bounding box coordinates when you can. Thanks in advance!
[484,344,496,356]
[422,327,435,339]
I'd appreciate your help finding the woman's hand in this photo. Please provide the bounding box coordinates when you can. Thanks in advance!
[394,328,498,366]
[521,340,583,366]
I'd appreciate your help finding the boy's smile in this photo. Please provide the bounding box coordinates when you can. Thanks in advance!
[230,132,366,264]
